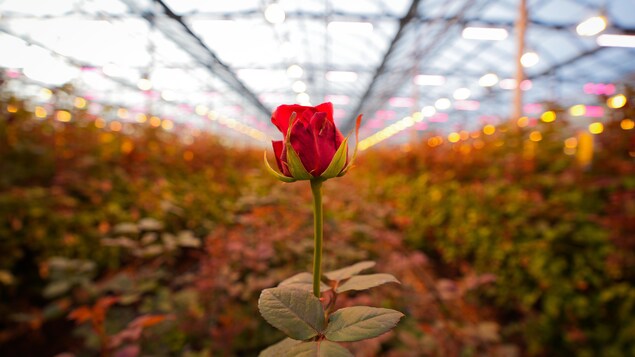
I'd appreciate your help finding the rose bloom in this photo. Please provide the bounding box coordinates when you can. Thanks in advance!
[271,102,346,178]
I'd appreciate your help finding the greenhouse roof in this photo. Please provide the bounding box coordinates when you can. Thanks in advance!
[1,0,634,145]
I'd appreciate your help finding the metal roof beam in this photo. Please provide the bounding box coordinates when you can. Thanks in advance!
[120,0,271,118]
[340,0,422,133]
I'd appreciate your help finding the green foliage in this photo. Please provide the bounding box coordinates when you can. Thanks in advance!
[258,288,326,340]
[285,341,353,356]
[355,115,635,355]
[325,306,404,342]
[335,274,400,293]
[324,260,375,281]
[2,93,634,356]
[258,262,404,355]
[278,273,331,292]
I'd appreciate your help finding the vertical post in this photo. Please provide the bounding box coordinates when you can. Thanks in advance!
[513,0,528,122]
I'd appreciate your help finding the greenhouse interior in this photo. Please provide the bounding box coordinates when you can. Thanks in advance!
[1,0,634,356]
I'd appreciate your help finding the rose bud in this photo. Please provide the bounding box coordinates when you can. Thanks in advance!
[264,102,361,182]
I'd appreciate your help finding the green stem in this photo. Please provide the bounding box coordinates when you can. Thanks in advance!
[310,179,324,298]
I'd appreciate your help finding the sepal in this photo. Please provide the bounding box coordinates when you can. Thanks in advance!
[320,137,349,179]
[263,151,296,183]
[338,114,362,177]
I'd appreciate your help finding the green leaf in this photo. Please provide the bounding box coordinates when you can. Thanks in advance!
[338,114,362,176]
[324,306,404,342]
[258,287,325,340]
[259,338,302,357]
[279,273,331,293]
[287,341,353,357]
[320,137,348,179]
[324,261,376,282]
[335,274,400,293]
[264,151,296,183]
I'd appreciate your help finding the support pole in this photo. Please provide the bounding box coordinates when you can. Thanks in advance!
[513,0,528,122]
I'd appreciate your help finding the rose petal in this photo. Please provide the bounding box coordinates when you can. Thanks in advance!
[271,140,288,175]
[289,117,319,175]
[315,102,334,122]
[311,112,345,175]
[271,104,313,135]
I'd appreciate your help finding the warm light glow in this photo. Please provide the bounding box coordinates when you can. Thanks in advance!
[35,106,47,118]
[110,121,122,131]
[421,106,436,117]
[459,130,469,141]
[564,147,576,156]
[428,136,443,147]
[597,34,635,48]
[296,92,310,104]
[56,110,71,122]
[7,104,18,113]
[161,119,174,130]
[462,27,508,41]
[473,139,485,149]
[136,113,147,123]
[287,64,303,78]
[121,141,134,154]
[292,80,306,93]
[541,111,556,123]
[517,116,529,127]
[412,112,424,122]
[576,16,607,36]
[569,105,586,117]
[41,88,53,100]
[521,52,540,67]
[150,116,161,127]
[435,98,451,110]
[74,97,87,109]
[117,108,129,119]
[264,3,285,24]
[588,122,604,134]
[137,78,152,91]
[94,118,106,128]
[479,73,499,87]
[414,74,445,86]
[195,105,208,116]
[453,88,471,100]
[607,94,627,108]
[529,131,542,142]
[208,111,217,121]
[621,118,634,130]
[448,132,460,143]
[325,71,358,82]
[483,124,496,135]
[327,21,373,33]
[565,137,578,148]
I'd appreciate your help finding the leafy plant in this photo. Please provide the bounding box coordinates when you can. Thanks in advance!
[259,261,402,355]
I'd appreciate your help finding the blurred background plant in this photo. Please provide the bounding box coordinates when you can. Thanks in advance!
[0,89,634,356]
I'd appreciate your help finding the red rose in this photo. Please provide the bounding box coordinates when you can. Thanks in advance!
[265,102,361,182]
